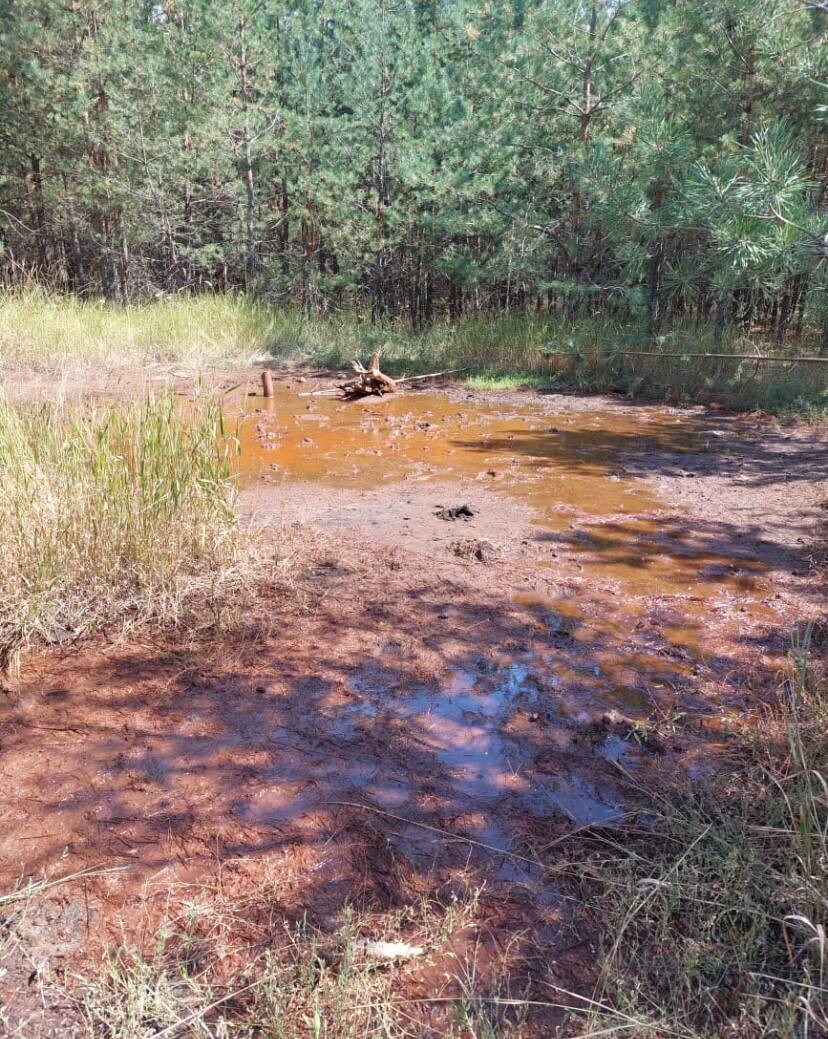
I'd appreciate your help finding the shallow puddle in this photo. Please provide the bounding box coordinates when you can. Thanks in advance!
[233,380,775,656]
[234,384,687,529]
[224,382,782,872]
[233,385,769,599]
[351,662,624,824]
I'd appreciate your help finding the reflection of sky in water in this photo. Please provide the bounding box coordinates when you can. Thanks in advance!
[387,664,625,833]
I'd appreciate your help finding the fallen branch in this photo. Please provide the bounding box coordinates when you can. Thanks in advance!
[149,980,261,1039]
[299,363,468,398]
[297,387,345,397]
[396,366,468,384]
[325,799,634,864]
[1,864,132,907]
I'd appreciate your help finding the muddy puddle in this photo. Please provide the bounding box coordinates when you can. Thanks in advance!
[219,382,784,835]
[2,379,804,955]
[233,381,774,614]
[235,383,677,526]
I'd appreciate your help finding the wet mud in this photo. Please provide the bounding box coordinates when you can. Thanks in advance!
[1,370,826,1034]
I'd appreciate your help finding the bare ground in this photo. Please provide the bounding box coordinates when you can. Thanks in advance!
[1,366,826,1036]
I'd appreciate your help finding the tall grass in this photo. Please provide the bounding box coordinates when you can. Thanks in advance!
[569,626,827,1038]
[3,290,826,415]
[0,290,272,369]
[0,288,391,370]
[0,393,241,668]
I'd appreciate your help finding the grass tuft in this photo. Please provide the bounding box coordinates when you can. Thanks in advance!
[0,393,242,668]
[568,625,828,1038]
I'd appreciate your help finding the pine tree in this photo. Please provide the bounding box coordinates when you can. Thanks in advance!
[0,0,824,340]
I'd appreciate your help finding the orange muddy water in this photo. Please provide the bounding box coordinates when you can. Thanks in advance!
[237,385,670,524]
[236,383,774,610]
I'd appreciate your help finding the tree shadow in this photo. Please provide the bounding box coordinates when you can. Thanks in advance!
[448,411,827,578]
[1,551,812,1026]
[2,562,791,891]
[449,405,828,491]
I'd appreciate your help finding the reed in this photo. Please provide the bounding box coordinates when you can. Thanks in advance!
[0,393,240,668]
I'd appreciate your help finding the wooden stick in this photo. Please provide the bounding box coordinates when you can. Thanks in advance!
[617,350,828,364]
[396,367,468,383]
[261,370,274,397]
[149,980,261,1039]
[325,799,540,864]
[296,388,342,397]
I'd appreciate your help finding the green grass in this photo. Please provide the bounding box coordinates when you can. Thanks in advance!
[0,393,243,669]
[464,370,558,391]
[3,290,826,415]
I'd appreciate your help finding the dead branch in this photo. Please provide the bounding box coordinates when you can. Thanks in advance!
[396,366,468,384]
[324,800,542,864]
[297,387,346,397]
[297,362,468,398]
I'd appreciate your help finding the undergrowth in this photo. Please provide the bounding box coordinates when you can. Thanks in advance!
[2,290,826,416]
[0,393,244,668]
[568,625,827,1038]
[71,882,514,1039]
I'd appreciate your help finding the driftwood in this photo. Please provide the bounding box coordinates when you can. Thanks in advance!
[297,361,467,399]
[338,351,397,398]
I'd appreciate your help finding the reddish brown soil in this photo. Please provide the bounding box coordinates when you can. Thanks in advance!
[1,367,825,1036]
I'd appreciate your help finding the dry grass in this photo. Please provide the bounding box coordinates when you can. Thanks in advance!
[566,625,828,1038]
[61,876,516,1038]
[0,392,247,669]
[0,291,265,369]
[2,290,826,416]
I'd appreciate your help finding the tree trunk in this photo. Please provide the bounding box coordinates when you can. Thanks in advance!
[774,285,791,348]
[237,15,256,286]
[646,239,664,335]
[713,290,728,343]
[26,155,48,273]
